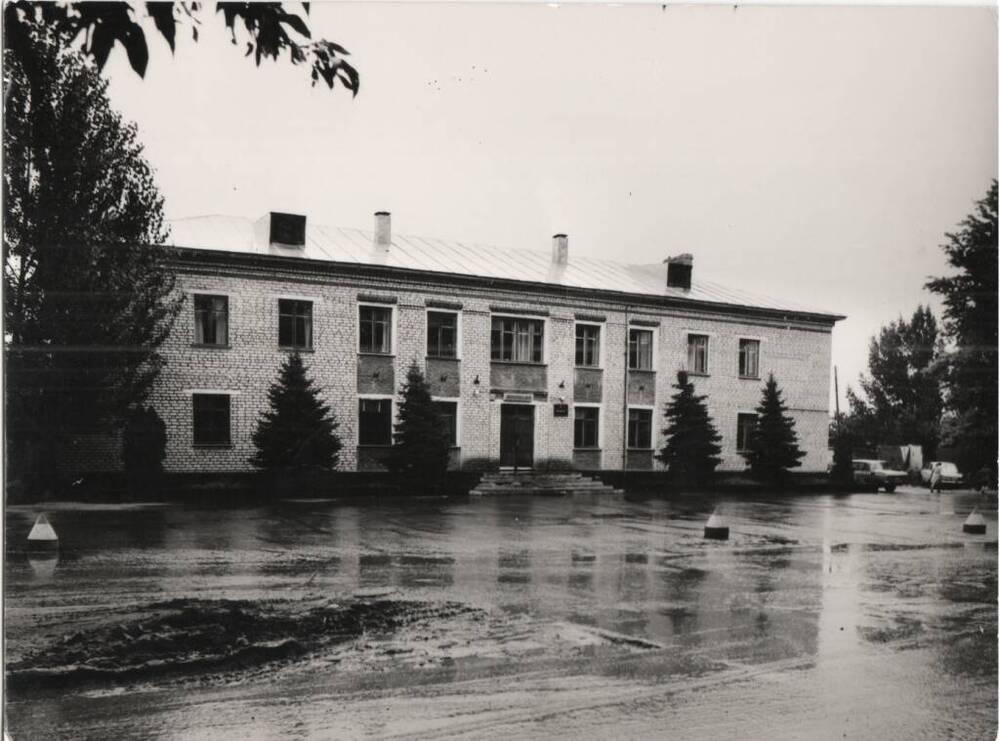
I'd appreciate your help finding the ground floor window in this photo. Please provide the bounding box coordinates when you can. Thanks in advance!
[737,413,757,452]
[574,406,599,448]
[433,400,458,446]
[627,408,652,449]
[192,394,231,446]
[358,398,392,445]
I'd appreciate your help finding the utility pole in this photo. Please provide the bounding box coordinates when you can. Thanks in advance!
[833,365,841,418]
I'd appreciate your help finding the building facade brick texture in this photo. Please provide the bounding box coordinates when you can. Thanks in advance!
[66,250,838,476]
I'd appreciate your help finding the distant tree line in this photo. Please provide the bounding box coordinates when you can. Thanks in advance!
[833,180,998,486]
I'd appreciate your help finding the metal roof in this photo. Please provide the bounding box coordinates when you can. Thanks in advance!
[166,215,842,320]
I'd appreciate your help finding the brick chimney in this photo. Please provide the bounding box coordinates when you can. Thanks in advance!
[552,233,568,265]
[374,211,391,249]
[268,212,306,247]
[666,253,693,291]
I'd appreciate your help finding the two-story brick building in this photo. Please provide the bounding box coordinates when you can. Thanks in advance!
[87,211,842,475]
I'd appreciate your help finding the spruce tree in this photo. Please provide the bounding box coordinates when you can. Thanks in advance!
[386,362,451,493]
[656,371,723,488]
[250,353,342,471]
[743,374,806,485]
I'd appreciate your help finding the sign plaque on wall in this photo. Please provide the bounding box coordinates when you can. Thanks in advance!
[553,403,569,417]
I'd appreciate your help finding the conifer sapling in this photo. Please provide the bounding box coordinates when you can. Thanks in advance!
[251,353,342,470]
[386,362,451,492]
[656,370,723,488]
[743,374,805,485]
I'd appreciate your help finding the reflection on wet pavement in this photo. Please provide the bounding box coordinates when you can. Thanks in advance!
[5,489,997,739]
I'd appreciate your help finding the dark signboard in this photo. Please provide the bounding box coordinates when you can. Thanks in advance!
[553,403,569,417]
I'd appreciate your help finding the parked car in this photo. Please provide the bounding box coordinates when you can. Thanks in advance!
[920,461,964,489]
[852,459,908,492]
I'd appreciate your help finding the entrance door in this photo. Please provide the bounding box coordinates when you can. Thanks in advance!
[500,404,534,469]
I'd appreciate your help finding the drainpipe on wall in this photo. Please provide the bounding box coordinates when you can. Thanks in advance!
[623,305,631,490]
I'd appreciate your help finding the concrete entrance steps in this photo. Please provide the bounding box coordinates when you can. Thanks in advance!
[470,471,622,496]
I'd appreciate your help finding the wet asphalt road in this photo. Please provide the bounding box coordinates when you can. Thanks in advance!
[5,487,997,740]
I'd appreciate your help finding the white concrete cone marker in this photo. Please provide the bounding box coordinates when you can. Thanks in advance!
[963,509,987,535]
[27,513,59,551]
[704,512,729,540]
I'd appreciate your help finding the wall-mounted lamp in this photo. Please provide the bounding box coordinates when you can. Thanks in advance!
[472,374,481,397]
[373,371,381,380]
[440,374,448,382]
[638,384,645,391]
[558,380,566,389]
[473,374,480,385]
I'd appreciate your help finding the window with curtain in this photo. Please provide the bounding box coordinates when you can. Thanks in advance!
[627,408,652,449]
[433,401,458,446]
[359,305,393,354]
[575,324,600,367]
[427,312,458,358]
[737,413,758,452]
[278,299,312,349]
[490,317,544,363]
[574,406,599,448]
[358,398,392,445]
[194,294,228,346]
[193,394,231,446]
[688,334,709,374]
[739,339,760,378]
[628,328,653,370]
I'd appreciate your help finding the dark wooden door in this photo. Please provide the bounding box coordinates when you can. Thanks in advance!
[500,404,534,469]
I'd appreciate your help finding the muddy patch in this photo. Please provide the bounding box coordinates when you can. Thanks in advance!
[7,596,481,695]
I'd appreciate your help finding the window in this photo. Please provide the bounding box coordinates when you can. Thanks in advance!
[739,339,760,378]
[194,294,228,346]
[192,394,231,446]
[627,408,652,449]
[427,312,458,359]
[687,334,709,374]
[737,413,757,453]
[575,324,601,367]
[278,299,312,349]
[574,406,600,448]
[628,328,653,370]
[358,398,392,445]
[359,305,393,354]
[490,317,544,363]
[433,401,458,446]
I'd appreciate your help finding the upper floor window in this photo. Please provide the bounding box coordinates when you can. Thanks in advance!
[574,406,599,448]
[278,299,312,349]
[737,413,757,452]
[194,294,228,346]
[628,328,653,370]
[358,398,392,445]
[627,408,653,449]
[193,393,231,446]
[687,334,709,374]
[739,339,760,379]
[575,324,601,367]
[359,305,393,354]
[427,311,458,359]
[433,400,458,446]
[491,317,543,363]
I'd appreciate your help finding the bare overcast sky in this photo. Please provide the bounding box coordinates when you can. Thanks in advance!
[101,3,998,411]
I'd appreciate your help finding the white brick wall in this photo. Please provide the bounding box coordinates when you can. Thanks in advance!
[69,262,836,474]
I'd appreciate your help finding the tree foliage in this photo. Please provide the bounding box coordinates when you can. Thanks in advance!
[846,305,943,454]
[122,405,168,495]
[250,353,342,471]
[743,374,805,485]
[655,370,723,488]
[926,180,998,479]
[4,32,182,485]
[4,1,359,95]
[385,363,451,493]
